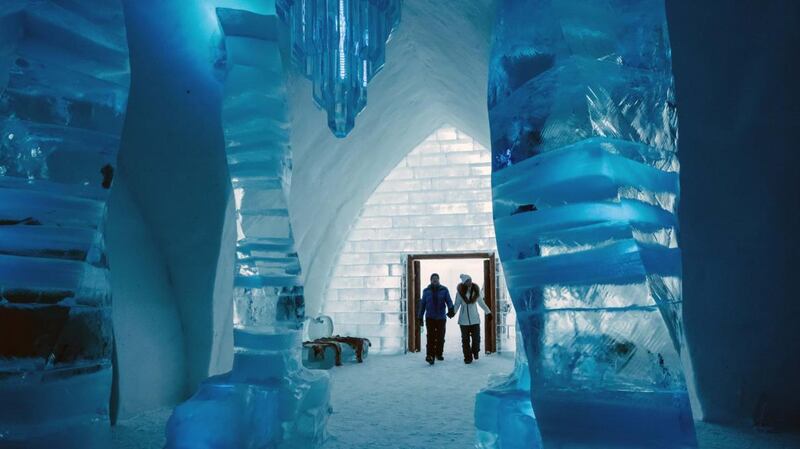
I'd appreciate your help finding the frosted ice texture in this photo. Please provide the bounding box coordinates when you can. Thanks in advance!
[0,1,129,447]
[276,0,401,137]
[488,0,697,447]
[165,8,330,449]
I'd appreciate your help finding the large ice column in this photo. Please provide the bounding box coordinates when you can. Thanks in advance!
[0,1,129,448]
[276,0,401,137]
[488,0,697,447]
[165,8,330,449]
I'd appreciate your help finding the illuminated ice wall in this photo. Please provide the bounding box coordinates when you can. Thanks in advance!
[488,0,697,447]
[323,127,516,353]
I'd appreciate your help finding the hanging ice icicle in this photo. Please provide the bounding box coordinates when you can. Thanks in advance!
[276,0,401,137]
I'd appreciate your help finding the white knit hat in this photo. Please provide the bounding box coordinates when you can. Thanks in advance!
[460,274,472,283]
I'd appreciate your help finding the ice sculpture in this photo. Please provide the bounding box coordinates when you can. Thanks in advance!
[488,0,697,447]
[276,0,401,137]
[0,1,129,448]
[165,8,330,449]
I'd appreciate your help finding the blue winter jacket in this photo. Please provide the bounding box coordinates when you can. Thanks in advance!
[418,284,454,321]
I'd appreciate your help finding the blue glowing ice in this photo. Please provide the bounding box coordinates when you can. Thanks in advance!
[165,8,330,448]
[276,0,401,137]
[0,1,129,447]
[475,332,542,449]
[488,0,697,447]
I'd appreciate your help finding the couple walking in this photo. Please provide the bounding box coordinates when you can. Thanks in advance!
[417,273,492,365]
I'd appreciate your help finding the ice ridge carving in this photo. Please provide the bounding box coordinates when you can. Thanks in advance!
[276,0,401,137]
[487,0,697,447]
[0,1,130,448]
[165,8,330,449]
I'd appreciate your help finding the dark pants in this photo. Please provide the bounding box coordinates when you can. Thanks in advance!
[460,324,481,361]
[425,319,446,358]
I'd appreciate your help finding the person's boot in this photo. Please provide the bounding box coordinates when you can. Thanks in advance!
[464,357,472,364]
[426,355,435,365]
[436,355,444,361]
[473,352,479,361]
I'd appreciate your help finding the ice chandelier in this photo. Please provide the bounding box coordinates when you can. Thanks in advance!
[276,0,401,137]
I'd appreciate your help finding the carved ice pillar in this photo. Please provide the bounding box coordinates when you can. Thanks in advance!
[486,0,697,447]
[165,7,330,449]
[0,1,130,448]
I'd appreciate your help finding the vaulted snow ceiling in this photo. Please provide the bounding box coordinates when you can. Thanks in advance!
[288,0,497,314]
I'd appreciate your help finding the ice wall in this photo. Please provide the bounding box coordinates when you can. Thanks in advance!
[165,7,330,449]
[322,127,516,353]
[488,0,696,447]
[0,0,130,447]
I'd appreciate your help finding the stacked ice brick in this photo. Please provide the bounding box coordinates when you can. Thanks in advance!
[165,8,330,449]
[276,0,401,137]
[488,0,697,447]
[322,128,509,353]
[0,1,129,447]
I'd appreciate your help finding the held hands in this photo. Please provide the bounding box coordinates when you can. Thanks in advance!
[447,308,456,319]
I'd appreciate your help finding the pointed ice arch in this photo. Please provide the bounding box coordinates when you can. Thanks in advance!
[321,126,516,354]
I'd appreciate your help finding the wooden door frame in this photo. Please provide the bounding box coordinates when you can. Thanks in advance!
[406,252,498,353]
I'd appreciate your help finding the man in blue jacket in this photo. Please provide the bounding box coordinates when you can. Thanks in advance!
[418,273,455,365]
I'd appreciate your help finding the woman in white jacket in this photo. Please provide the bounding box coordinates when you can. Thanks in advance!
[453,274,492,364]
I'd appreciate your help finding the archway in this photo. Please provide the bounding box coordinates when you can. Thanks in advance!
[321,127,515,355]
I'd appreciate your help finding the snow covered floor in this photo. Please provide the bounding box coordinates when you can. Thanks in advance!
[321,352,516,449]
[110,353,800,449]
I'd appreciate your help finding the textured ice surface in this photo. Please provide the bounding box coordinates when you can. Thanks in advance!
[214,6,307,334]
[166,328,330,449]
[475,334,542,449]
[0,1,129,447]
[165,8,330,448]
[276,0,401,137]
[488,0,696,447]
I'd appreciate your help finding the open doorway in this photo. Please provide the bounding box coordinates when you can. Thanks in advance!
[406,253,498,355]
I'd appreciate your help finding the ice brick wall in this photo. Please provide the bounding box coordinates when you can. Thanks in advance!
[0,1,129,447]
[323,127,514,354]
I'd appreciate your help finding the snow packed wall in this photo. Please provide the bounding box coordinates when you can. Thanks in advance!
[105,173,188,418]
[0,1,130,447]
[164,7,330,449]
[322,127,515,353]
[116,0,248,395]
[488,0,697,447]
